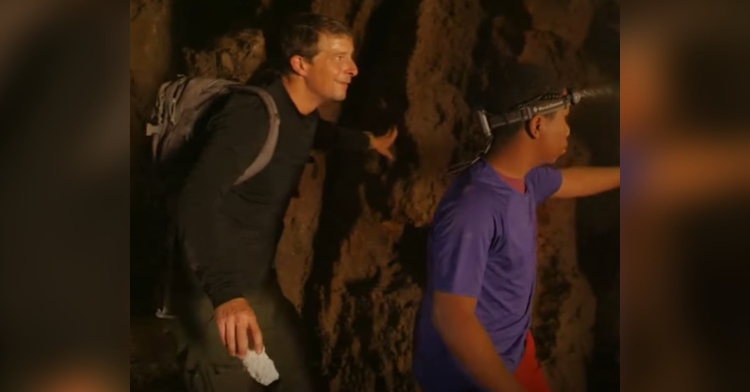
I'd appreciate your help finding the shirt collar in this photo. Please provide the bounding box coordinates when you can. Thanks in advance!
[265,77,319,121]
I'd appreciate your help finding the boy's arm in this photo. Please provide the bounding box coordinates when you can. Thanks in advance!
[551,167,620,199]
[432,292,525,392]
[428,193,524,392]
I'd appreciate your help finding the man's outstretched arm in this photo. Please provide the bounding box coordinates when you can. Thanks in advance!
[314,120,370,151]
[314,120,398,160]
[551,167,620,198]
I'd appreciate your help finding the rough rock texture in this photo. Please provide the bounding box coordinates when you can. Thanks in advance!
[183,29,267,81]
[130,0,620,391]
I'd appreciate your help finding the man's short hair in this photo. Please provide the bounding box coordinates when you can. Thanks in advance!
[479,62,566,145]
[276,13,352,75]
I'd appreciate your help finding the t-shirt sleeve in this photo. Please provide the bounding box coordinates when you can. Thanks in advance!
[428,191,498,298]
[527,164,563,205]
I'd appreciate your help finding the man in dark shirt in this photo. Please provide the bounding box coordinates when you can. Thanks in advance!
[174,13,397,392]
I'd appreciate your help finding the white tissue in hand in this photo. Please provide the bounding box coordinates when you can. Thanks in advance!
[242,347,279,386]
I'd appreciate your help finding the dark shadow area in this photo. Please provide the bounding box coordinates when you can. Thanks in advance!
[171,0,266,51]
[569,99,621,167]
[301,145,367,382]
[581,0,620,81]
[345,270,382,296]
[533,255,573,366]
[578,226,620,392]
[337,0,423,220]
[326,294,389,389]
[672,22,750,133]
[457,0,532,166]
[170,0,311,73]
[479,0,532,23]
[569,97,620,391]
[679,196,750,391]
[301,0,422,387]
[389,223,431,290]
[669,22,750,389]
[171,0,310,51]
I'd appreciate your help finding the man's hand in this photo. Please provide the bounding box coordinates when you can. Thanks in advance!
[366,125,398,161]
[214,297,263,358]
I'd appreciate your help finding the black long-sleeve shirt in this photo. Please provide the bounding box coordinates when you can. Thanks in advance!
[177,78,370,308]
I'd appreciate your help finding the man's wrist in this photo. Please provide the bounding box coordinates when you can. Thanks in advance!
[363,131,374,149]
[207,286,245,309]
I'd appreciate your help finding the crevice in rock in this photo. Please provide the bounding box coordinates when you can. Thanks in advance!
[534,254,573,366]
[389,223,430,290]
[301,2,423,388]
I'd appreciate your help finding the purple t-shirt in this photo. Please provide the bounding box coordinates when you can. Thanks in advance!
[412,159,562,391]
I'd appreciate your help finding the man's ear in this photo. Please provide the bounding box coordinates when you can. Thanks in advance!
[289,55,308,76]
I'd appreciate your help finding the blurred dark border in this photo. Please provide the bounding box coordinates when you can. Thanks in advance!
[0,2,128,390]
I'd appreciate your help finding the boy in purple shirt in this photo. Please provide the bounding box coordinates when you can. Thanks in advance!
[412,63,621,392]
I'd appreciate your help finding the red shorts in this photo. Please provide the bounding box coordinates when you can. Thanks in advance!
[513,330,551,392]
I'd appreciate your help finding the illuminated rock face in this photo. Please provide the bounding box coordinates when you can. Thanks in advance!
[130,1,619,391]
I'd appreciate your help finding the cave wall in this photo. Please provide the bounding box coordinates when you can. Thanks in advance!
[130,0,173,309]
[130,0,620,391]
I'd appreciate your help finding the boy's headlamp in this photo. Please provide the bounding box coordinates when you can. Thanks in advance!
[446,84,618,175]
[476,85,618,138]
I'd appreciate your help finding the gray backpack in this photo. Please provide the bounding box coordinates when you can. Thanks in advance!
[145,74,280,318]
[147,74,281,187]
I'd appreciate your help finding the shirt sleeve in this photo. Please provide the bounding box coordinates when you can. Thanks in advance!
[429,191,498,298]
[313,119,371,151]
[527,164,563,205]
[177,92,270,308]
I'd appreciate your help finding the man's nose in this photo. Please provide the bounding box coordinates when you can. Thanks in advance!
[347,60,359,77]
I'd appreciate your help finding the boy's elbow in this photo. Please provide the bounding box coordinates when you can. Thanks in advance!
[431,291,476,334]
[431,303,448,332]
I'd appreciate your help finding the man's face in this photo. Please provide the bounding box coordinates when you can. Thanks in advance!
[302,33,358,102]
[536,104,571,163]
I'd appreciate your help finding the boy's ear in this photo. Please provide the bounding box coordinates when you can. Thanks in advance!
[525,116,543,139]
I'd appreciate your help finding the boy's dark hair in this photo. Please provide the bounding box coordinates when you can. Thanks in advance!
[275,13,352,75]
[479,62,566,146]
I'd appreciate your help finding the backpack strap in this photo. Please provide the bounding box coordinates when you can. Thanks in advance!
[229,85,281,186]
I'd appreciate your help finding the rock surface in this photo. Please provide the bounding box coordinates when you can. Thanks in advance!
[130,0,620,391]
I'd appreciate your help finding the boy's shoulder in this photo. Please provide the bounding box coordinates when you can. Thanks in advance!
[436,170,511,222]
